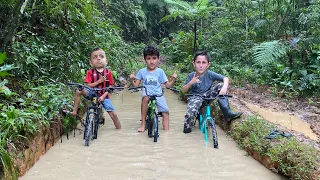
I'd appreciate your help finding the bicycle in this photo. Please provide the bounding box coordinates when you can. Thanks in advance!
[128,86,179,142]
[67,83,124,146]
[185,94,232,148]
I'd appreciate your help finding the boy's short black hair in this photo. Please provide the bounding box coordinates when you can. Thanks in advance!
[143,46,160,59]
[193,51,210,62]
[90,47,103,57]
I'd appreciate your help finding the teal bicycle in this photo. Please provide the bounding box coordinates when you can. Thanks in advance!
[129,86,179,142]
[185,94,232,148]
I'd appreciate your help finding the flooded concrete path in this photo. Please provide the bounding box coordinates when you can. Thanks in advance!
[20,90,283,180]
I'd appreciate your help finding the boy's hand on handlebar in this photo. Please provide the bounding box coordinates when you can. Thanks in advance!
[219,87,227,95]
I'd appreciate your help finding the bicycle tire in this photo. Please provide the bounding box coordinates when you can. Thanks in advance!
[147,115,153,137]
[93,115,99,139]
[93,107,102,139]
[153,113,159,142]
[199,114,203,131]
[204,119,209,142]
[210,118,219,148]
[84,114,94,146]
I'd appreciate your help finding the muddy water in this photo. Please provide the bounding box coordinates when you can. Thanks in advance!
[245,102,318,140]
[20,90,283,180]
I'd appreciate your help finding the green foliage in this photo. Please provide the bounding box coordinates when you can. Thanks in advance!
[0,53,17,97]
[0,126,18,180]
[252,40,288,66]
[159,31,194,66]
[4,0,140,84]
[0,83,73,144]
[108,0,148,42]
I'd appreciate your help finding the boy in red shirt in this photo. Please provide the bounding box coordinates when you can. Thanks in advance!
[65,48,121,129]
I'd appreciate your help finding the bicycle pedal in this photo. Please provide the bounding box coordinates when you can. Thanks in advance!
[149,134,160,138]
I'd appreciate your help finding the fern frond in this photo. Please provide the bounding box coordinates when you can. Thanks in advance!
[252,40,288,66]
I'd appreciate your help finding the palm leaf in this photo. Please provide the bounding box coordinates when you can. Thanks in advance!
[252,40,288,66]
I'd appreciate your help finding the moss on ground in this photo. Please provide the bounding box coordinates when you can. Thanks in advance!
[228,116,319,179]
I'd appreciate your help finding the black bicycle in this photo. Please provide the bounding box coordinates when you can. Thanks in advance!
[185,94,232,148]
[128,86,179,142]
[67,83,124,146]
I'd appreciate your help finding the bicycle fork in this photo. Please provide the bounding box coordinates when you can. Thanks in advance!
[200,105,211,141]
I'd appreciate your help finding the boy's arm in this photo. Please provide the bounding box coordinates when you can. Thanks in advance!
[129,72,141,87]
[219,77,229,95]
[164,71,177,88]
[86,77,105,88]
[181,73,200,94]
[84,70,105,88]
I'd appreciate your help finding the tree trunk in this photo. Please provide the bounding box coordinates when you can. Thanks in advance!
[1,0,29,51]
[193,21,197,53]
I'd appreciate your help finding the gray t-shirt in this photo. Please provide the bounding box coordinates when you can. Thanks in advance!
[136,67,168,96]
[184,70,225,94]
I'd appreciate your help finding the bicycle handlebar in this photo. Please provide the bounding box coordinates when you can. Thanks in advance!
[67,82,124,92]
[185,93,232,100]
[128,86,180,97]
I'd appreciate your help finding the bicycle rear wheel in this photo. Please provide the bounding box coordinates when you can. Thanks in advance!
[84,114,94,146]
[210,118,218,148]
[153,113,159,142]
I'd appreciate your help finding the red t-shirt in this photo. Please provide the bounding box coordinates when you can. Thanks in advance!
[84,68,114,97]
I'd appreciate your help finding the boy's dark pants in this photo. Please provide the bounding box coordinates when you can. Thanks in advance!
[183,83,242,133]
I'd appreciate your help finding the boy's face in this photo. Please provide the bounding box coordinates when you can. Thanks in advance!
[90,49,107,68]
[144,55,159,71]
[193,55,210,75]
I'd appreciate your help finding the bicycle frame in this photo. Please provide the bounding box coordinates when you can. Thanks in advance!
[186,94,231,148]
[129,86,179,142]
[199,103,218,148]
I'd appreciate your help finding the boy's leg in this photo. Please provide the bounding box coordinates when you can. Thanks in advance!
[103,98,121,129]
[205,83,223,97]
[206,83,242,122]
[184,96,203,133]
[155,96,169,130]
[68,89,89,116]
[138,96,149,132]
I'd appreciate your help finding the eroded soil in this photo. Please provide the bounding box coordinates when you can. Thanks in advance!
[229,85,320,150]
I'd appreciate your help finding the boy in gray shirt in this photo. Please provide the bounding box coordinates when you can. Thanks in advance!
[181,51,242,133]
[130,46,177,132]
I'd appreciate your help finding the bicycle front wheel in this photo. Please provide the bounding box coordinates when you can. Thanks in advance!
[84,114,94,146]
[94,107,102,139]
[147,115,153,138]
[153,113,159,142]
[209,118,218,148]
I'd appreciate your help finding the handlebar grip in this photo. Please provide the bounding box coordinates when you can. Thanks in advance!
[67,82,81,86]
[166,87,180,93]
[220,94,233,98]
[128,86,144,90]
